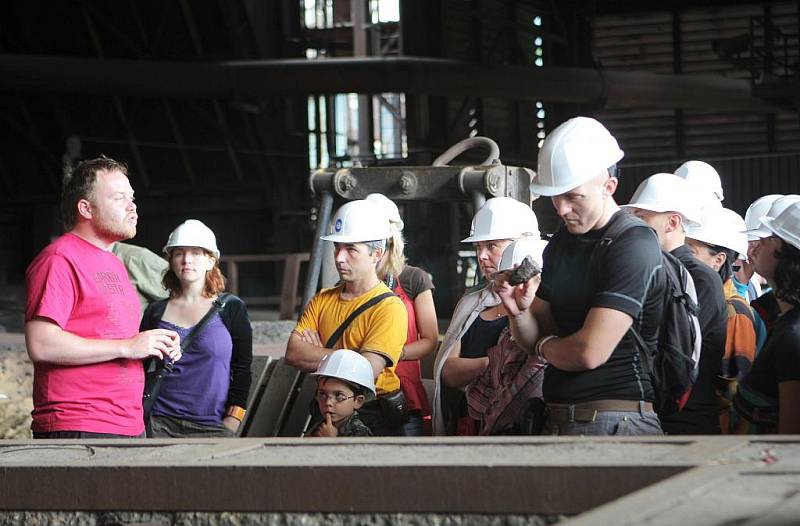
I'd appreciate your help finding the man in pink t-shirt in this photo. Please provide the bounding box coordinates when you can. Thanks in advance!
[25,157,182,438]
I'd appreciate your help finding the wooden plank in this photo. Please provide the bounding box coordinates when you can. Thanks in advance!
[237,357,274,437]
[241,360,302,437]
[278,373,318,437]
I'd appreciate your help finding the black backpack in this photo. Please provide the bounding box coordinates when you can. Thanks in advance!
[591,212,702,417]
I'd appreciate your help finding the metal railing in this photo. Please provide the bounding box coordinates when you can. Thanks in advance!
[221,253,310,320]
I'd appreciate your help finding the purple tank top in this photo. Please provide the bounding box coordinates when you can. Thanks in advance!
[152,314,233,425]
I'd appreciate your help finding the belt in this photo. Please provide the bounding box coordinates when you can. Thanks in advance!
[547,400,654,424]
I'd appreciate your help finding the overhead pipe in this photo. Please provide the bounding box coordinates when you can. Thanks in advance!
[433,136,500,167]
[0,54,781,112]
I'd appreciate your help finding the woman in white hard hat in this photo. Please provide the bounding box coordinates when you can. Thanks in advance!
[466,237,548,435]
[736,194,783,302]
[140,219,253,437]
[747,195,800,330]
[367,193,438,436]
[733,201,800,434]
[685,208,760,433]
[432,197,540,435]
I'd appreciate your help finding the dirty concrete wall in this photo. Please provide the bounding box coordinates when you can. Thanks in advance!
[0,512,564,526]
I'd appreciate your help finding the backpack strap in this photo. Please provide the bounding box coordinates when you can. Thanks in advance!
[324,291,396,349]
[588,212,648,279]
[588,212,660,374]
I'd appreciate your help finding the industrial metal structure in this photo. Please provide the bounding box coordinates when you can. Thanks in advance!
[0,0,798,317]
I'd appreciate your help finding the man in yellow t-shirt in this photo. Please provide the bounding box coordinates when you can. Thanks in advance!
[286,199,408,435]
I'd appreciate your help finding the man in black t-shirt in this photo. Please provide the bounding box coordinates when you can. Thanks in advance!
[498,117,666,436]
[624,173,727,434]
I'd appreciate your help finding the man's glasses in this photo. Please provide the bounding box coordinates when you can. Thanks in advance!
[316,391,357,404]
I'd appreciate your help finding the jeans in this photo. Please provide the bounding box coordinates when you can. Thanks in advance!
[148,414,235,438]
[358,400,404,436]
[544,410,664,436]
[401,411,426,437]
[33,431,146,439]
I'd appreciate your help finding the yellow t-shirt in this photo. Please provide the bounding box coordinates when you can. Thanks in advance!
[294,282,408,395]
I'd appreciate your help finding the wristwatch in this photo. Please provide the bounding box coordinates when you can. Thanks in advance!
[225,405,246,422]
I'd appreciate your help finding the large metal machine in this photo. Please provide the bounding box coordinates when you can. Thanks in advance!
[241,137,536,438]
[302,136,536,308]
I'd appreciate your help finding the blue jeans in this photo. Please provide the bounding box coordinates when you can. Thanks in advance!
[401,411,426,437]
[544,410,664,436]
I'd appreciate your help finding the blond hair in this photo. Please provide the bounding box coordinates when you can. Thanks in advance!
[376,224,406,281]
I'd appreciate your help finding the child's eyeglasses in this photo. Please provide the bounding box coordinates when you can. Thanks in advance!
[316,391,356,404]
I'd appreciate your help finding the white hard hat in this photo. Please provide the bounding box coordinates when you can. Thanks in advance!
[686,207,749,258]
[532,117,624,197]
[163,219,220,258]
[320,200,391,243]
[761,201,800,251]
[498,237,547,271]
[312,349,377,401]
[674,160,724,202]
[621,172,702,226]
[745,194,800,239]
[461,197,540,243]
[744,194,783,240]
[365,193,404,231]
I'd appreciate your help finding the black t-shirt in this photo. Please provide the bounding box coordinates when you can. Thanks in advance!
[742,307,800,400]
[538,211,665,403]
[442,313,508,430]
[752,290,781,331]
[460,316,509,359]
[663,245,728,434]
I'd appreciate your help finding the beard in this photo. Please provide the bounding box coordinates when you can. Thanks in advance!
[93,207,136,241]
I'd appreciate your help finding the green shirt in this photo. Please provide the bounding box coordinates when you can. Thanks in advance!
[112,242,169,315]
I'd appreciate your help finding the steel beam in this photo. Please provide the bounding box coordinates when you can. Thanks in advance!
[0,54,781,111]
[308,164,534,204]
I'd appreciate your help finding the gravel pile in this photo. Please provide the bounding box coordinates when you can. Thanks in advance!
[251,321,295,346]
[0,349,33,439]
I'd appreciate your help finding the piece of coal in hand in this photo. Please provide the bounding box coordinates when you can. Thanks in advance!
[506,256,541,285]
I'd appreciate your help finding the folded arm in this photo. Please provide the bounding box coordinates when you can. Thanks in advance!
[285,331,330,372]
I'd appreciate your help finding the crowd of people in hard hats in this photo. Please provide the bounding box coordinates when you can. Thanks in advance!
[23,115,800,439]
[293,115,799,437]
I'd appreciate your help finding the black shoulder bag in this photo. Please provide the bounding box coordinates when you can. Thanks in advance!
[142,294,229,420]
